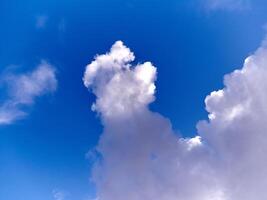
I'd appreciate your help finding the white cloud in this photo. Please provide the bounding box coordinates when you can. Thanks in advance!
[83,41,156,118]
[203,0,250,11]
[83,41,215,200]
[0,61,57,124]
[180,136,202,151]
[197,44,267,199]
[84,40,267,200]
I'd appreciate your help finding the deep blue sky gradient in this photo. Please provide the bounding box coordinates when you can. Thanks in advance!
[1,0,267,199]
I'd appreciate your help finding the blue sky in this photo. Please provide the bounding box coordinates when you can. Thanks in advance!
[1,0,267,200]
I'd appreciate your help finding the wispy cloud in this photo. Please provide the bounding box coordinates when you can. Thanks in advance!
[84,39,267,200]
[58,18,66,33]
[0,61,57,125]
[36,15,48,29]
[53,189,67,200]
[203,0,250,11]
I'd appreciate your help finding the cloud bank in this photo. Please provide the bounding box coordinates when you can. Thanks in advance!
[0,61,57,124]
[84,40,267,200]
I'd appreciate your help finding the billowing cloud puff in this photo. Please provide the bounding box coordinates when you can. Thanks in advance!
[83,41,156,118]
[84,40,267,200]
[0,61,57,124]
[197,45,267,199]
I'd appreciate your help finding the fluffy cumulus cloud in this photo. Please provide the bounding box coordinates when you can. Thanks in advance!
[84,40,267,200]
[0,61,57,124]
[203,0,250,11]
[83,41,156,118]
[197,44,267,199]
